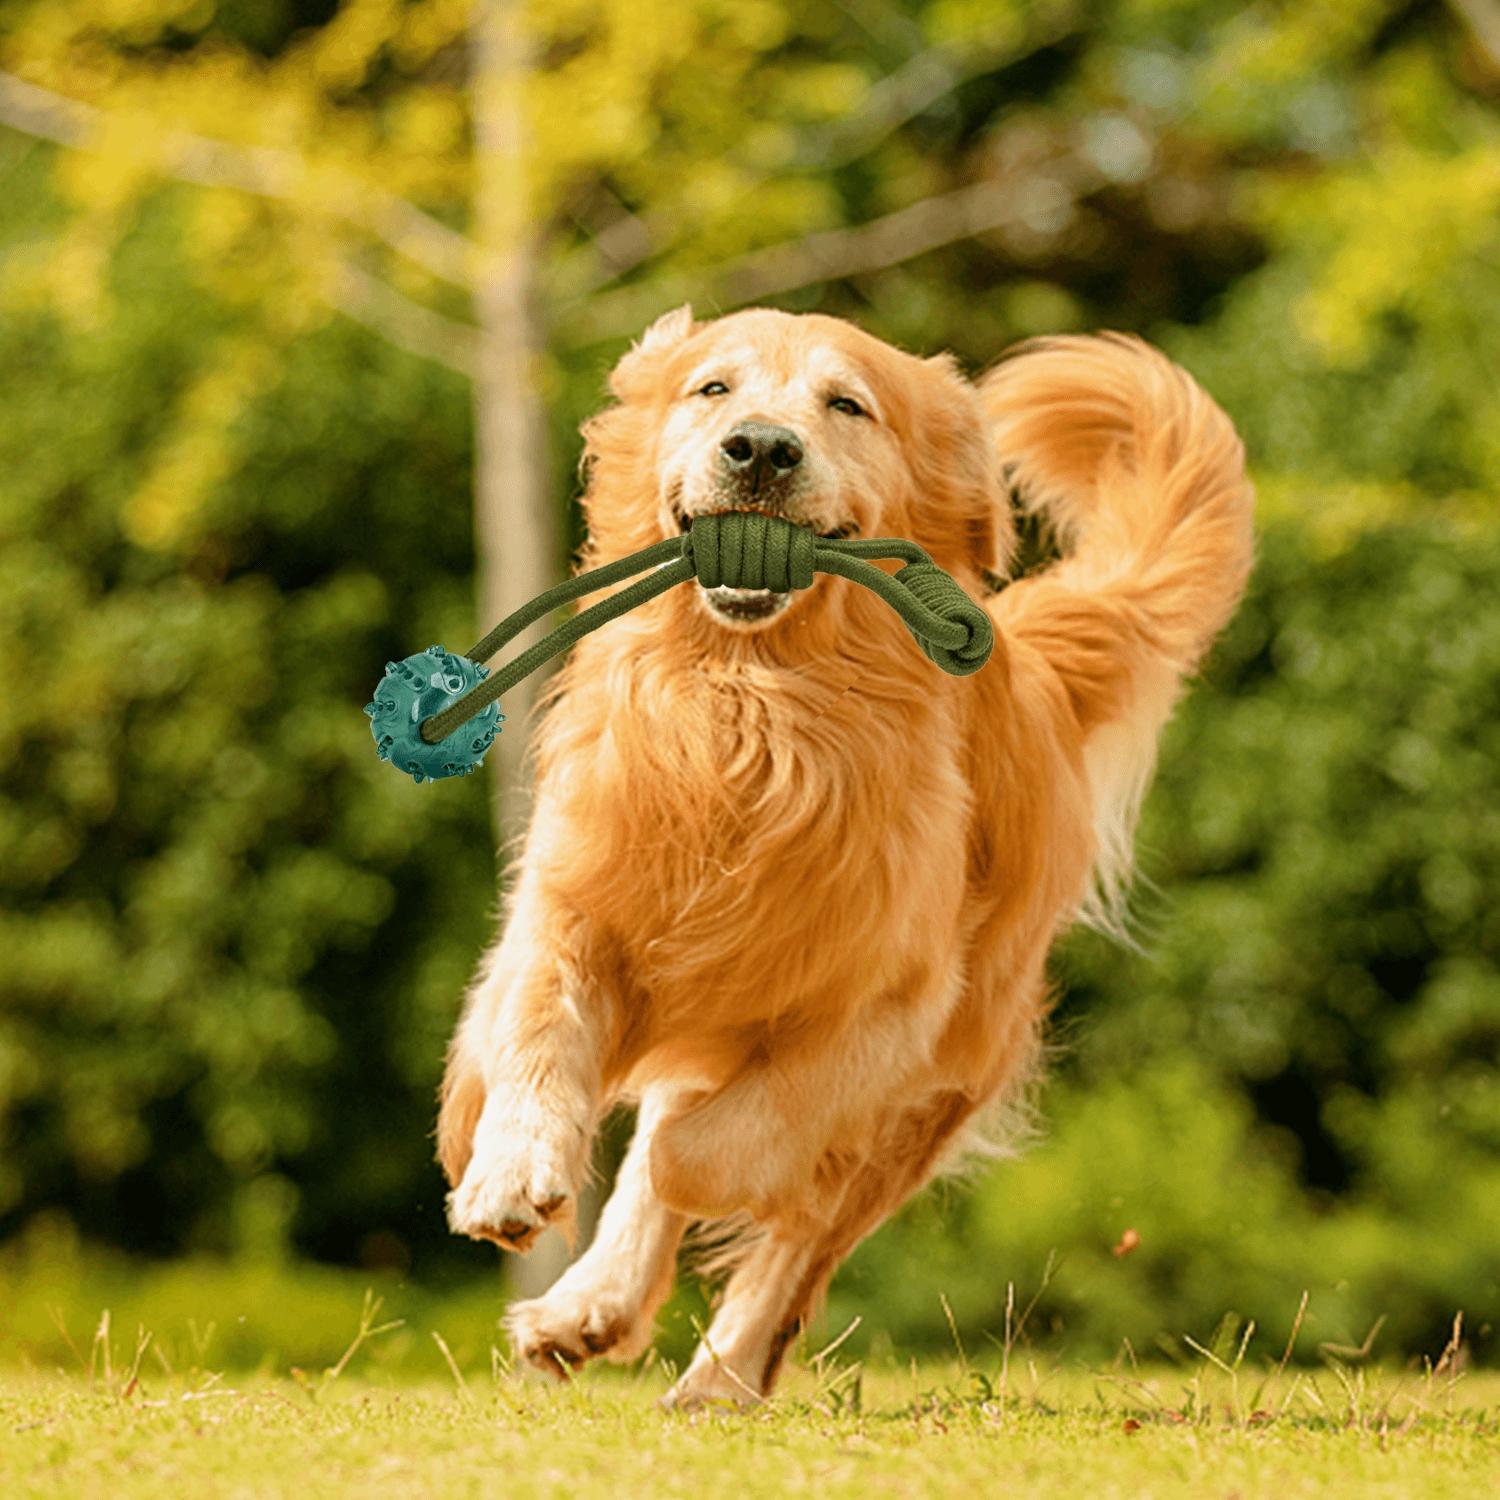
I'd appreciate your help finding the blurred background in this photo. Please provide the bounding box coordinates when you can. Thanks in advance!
[1,0,1497,1377]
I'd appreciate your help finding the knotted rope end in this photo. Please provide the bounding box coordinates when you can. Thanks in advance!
[893,563,995,676]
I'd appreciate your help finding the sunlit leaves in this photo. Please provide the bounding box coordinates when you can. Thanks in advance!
[1273,146,1500,365]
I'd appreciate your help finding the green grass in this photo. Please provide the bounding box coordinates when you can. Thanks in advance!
[1,1292,1496,1499]
[2,1365,1497,1499]
[1,1243,1494,1495]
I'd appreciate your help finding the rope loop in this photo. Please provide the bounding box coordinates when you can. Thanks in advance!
[371,511,996,782]
[688,511,816,592]
[892,562,995,676]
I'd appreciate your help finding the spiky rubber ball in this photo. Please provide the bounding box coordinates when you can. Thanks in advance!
[365,645,502,784]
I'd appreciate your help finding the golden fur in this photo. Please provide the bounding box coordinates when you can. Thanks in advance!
[437,309,1253,1405]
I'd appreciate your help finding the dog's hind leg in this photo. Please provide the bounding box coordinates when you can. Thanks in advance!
[662,1089,977,1409]
[647,969,961,1224]
[506,1089,689,1375]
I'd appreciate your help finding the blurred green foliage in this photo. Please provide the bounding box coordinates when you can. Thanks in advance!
[0,156,494,1266]
[1,0,1498,1362]
[0,1217,508,1375]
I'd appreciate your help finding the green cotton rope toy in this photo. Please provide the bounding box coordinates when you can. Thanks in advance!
[366,510,995,784]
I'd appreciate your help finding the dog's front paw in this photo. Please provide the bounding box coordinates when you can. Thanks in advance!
[506,1276,651,1376]
[447,1129,580,1252]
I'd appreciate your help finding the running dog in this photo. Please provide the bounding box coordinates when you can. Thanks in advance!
[437,307,1254,1406]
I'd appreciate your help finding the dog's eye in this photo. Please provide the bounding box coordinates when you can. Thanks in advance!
[697,381,730,397]
[829,395,867,418]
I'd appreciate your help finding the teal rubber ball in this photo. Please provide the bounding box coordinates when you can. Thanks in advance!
[365,645,503,784]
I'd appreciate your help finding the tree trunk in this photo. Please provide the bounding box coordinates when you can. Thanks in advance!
[471,0,554,855]
[470,0,579,1297]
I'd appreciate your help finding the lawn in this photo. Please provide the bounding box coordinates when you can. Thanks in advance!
[2,1306,1496,1500]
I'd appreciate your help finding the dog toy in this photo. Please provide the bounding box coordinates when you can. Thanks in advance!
[366,510,995,783]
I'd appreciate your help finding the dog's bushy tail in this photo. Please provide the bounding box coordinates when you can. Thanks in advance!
[977,334,1254,933]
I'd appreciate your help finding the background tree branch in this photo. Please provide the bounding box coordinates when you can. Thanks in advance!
[0,70,477,291]
[550,13,1079,303]
[563,157,1105,345]
[1447,0,1500,71]
[327,262,478,377]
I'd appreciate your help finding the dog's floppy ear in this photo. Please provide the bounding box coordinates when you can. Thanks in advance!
[908,352,1015,578]
[609,304,697,402]
[580,305,698,555]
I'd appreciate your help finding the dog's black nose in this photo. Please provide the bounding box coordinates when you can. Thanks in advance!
[718,421,804,491]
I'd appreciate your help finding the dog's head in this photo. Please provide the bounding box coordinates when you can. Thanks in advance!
[582,307,1011,633]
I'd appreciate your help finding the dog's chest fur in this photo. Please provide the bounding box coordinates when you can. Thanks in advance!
[535,647,971,1041]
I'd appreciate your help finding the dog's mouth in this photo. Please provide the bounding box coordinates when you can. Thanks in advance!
[670,504,859,627]
[669,504,858,546]
[670,503,858,544]
[701,585,791,622]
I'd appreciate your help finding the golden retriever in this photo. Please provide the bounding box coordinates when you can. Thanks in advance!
[436,307,1253,1406]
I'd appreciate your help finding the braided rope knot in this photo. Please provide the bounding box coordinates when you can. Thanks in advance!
[892,562,995,676]
[687,511,816,592]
